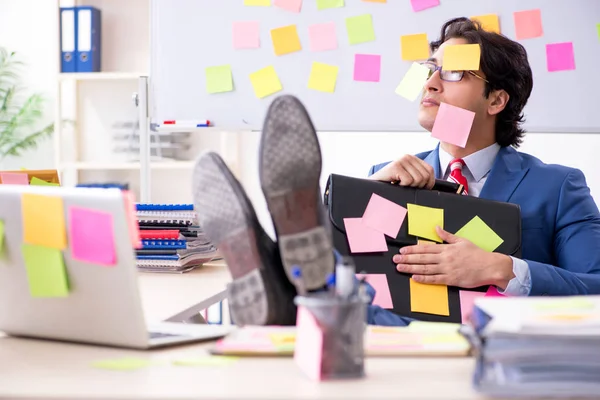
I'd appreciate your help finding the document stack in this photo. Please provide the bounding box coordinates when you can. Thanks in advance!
[135,204,219,273]
[463,295,600,398]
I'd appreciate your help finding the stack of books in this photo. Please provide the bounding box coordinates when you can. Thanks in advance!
[135,203,219,273]
[463,295,600,398]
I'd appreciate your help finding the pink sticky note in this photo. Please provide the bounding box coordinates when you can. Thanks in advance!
[410,0,439,12]
[232,21,260,49]
[343,218,388,253]
[485,286,505,297]
[353,54,381,82]
[459,290,486,324]
[123,191,141,249]
[294,306,323,381]
[362,193,407,238]
[0,172,29,185]
[513,9,543,40]
[546,42,575,72]
[273,0,302,13]
[309,22,337,52]
[431,102,475,148]
[357,274,394,309]
[69,206,116,266]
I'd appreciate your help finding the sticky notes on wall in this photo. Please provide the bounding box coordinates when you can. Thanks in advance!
[30,177,59,186]
[407,203,444,243]
[232,21,260,49]
[345,14,375,45]
[471,14,500,34]
[395,62,430,102]
[0,172,29,185]
[455,216,504,252]
[343,217,387,253]
[410,0,439,12]
[244,0,270,6]
[362,193,407,238]
[363,0,386,2]
[400,33,429,61]
[353,54,381,82]
[22,193,67,250]
[249,66,283,98]
[442,44,481,71]
[308,22,337,52]
[271,25,302,56]
[273,0,302,13]
[69,206,117,266]
[205,65,233,94]
[431,102,475,148]
[410,278,449,316]
[513,9,543,40]
[597,23,600,41]
[459,290,485,323]
[546,42,576,72]
[317,0,343,10]
[0,220,5,257]
[22,244,69,297]
[308,62,339,93]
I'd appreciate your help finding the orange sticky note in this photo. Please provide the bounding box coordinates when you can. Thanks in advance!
[442,44,481,71]
[22,193,67,249]
[400,33,430,61]
[270,25,302,56]
[471,14,500,34]
[513,9,543,40]
[410,278,449,316]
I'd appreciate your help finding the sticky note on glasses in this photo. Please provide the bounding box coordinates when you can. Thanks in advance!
[395,62,430,102]
[400,33,430,61]
[442,44,481,71]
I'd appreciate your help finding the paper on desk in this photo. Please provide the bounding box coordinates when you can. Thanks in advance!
[407,203,444,243]
[0,220,5,257]
[356,274,394,309]
[459,290,486,323]
[0,172,29,185]
[308,62,339,93]
[471,14,500,34]
[30,177,59,186]
[431,102,475,148]
[22,243,69,298]
[408,321,461,333]
[273,0,302,12]
[244,0,270,6]
[345,14,375,45]
[401,33,430,61]
[546,42,575,72]
[270,25,302,56]
[22,193,67,249]
[514,9,543,40]
[442,44,481,71]
[294,306,323,381]
[172,356,239,367]
[317,0,343,10]
[410,278,450,316]
[353,54,381,82]
[92,357,155,371]
[249,66,282,98]
[232,21,260,49]
[205,65,233,94]
[69,206,117,266]
[455,216,504,252]
[343,217,388,253]
[362,193,407,238]
[395,62,431,102]
[410,0,439,12]
[308,22,337,52]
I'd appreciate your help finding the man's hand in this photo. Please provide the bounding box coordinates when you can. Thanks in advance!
[393,227,515,289]
[369,155,435,189]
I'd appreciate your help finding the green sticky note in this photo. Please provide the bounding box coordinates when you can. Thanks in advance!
[205,65,233,94]
[407,203,444,242]
[0,220,5,257]
[172,356,239,367]
[30,177,59,186]
[345,14,375,45]
[317,0,344,10]
[455,216,503,252]
[22,243,69,297]
[395,62,431,101]
[308,62,339,93]
[597,23,600,41]
[92,357,155,371]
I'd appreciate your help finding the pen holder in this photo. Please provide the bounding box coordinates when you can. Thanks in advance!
[293,294,367,381]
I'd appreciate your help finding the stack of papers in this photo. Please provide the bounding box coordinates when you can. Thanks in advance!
[466,295,600,398]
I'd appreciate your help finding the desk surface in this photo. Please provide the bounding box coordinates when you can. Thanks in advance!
[0,261,483,400]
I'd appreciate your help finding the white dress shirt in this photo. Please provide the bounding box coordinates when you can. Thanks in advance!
[438,143,532,296]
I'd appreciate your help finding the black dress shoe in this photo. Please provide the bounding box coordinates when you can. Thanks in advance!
[192,151,297,326]
[259,95,335,291]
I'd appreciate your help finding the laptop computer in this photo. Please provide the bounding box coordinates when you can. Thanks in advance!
[0,184,234,349]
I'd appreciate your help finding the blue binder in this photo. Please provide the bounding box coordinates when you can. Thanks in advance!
[75,6,101,73]
[59,7,77,73]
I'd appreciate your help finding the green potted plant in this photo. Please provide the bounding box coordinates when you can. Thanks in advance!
[0,47,54,161]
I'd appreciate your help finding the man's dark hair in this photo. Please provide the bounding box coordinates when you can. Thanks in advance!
[430,17,534,148]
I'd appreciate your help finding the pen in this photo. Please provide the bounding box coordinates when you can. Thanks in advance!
[336,256,355,299]
[291,265,306,296]
[326,272,336,297]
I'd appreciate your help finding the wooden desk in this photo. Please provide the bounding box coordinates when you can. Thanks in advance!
[0,262,482,400]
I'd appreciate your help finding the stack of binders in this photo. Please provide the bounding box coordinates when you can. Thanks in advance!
[135,204,219,273]
[463,295,600,398]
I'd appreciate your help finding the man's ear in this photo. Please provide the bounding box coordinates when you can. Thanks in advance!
[488,90,509,116]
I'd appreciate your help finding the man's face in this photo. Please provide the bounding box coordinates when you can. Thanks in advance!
[417,37,489,132]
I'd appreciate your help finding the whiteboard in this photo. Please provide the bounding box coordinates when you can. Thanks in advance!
[150,0,600,132]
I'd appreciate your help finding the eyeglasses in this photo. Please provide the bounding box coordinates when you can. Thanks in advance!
[419,61,489,83]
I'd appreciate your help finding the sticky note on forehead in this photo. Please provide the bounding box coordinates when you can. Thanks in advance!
[442,44,481,71]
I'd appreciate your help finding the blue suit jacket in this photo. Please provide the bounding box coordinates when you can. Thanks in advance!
[368,145,600,296]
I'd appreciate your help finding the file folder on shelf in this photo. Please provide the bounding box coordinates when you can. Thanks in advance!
[76,6,101,73]
[59,7,77,73]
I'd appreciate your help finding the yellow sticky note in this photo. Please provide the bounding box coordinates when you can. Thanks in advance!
[471,14,500,34]
[205,65,233,94]
[0,220,5,257]
[22,193,67,249]
[244,0,270,6]
[22,244,69,297]
[395,62,431,101]
[30,177,59,186]
[345,14,375,45]
[249,66,283,99]
[271,25,302,56]
[409,278,449,316]
[308,62,339,93]
[442,44,481,71]
[92,358,155,370]
[455,216,503,252]
[270,333,296,346]
[400,33,430,61]
[407,203,443,242]
[172,356,239,367]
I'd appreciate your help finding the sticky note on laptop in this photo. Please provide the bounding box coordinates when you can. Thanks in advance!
[455,216,504,252]
[395,62,430,102]
[442,44,481,71]
[410,278,449,316]
[362,193,407,238]
[356,274,394,309]
[22,193,67,249]
[22,244,69,297]
[343,217,388,253]
[407,203,443,243]
[69,206,117,266]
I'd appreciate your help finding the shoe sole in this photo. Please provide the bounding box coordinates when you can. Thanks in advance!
[192,152,292,326]
[259,95,335,291]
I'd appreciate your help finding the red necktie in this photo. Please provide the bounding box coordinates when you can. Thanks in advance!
[449,158,469,195]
